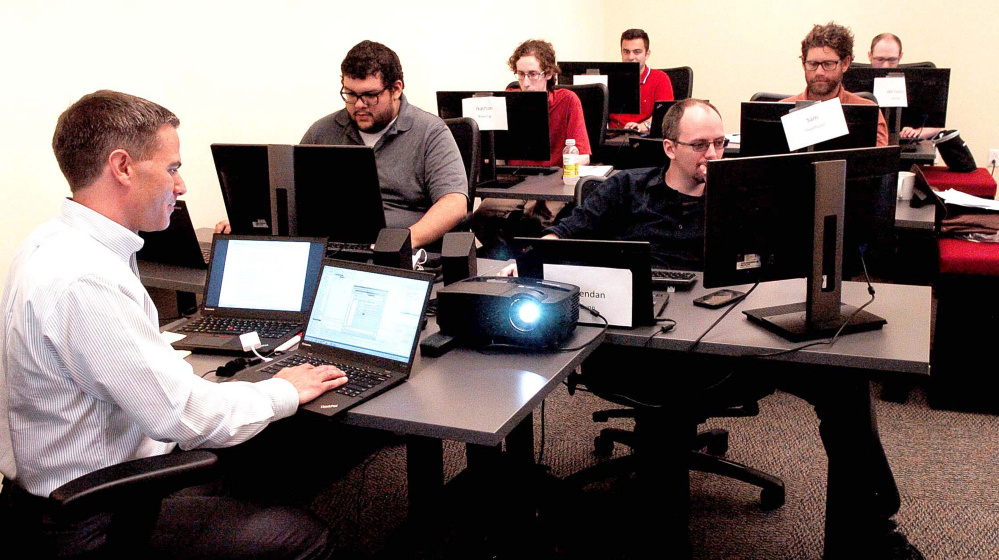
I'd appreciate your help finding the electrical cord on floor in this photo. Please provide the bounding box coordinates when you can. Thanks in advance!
[688,282,760,352]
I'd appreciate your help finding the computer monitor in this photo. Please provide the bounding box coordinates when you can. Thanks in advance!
[841,67,950,128]
[436,90,550,163]
[738,102,880,157]
[702,146,900,341]
[648,100,679,139]
[558,61,640,114]
[212,144,386,244]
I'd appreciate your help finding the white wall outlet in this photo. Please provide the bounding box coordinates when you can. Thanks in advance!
[988,149,999,167]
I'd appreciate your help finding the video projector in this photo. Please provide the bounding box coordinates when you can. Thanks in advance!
[436,276,580,349]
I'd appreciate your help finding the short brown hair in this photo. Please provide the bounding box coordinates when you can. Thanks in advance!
[341,40,404,89]
[508,39,560,91]
[800,22,854,62]
[870,33,902,54]
[662,99,721,141]
[621,29,650,51]
[52,90,179,192]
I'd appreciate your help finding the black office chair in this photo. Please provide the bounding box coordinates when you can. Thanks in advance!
[555,82,609,163]
[900,61,936,68]
[660,66,694,99]
[444,117,481,212]
[3,450,218,557]
[749,91,792,102]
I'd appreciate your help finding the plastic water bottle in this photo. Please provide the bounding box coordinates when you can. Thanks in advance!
[562,139,579,186]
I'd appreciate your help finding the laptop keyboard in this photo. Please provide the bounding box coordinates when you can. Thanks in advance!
[326,241,374,259]
[651,268,698,290]
[179,317,300,339]
[259,354,393,398]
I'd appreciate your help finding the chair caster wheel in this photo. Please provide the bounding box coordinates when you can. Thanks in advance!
[760,486,785,510]
[593,435,614,456]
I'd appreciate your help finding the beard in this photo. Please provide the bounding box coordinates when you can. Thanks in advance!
[807,77,839,98]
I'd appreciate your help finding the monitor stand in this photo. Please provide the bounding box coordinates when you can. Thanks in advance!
[742,160,886,342]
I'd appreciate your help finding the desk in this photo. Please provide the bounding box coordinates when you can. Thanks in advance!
[476,170,576,202]
[600,276,930,558]
[900,140,936,167]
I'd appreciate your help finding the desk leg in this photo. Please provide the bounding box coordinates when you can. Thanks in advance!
[406,434,444,519]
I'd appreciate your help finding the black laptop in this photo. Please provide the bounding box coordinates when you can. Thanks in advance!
[172,235,327,354]
[137,200,210,269]
[230,258,434,417]
[512,237,656,327]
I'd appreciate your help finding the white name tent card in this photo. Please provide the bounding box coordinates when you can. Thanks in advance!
[873,76,908,107]
[461,96,508,131]
[781,98,850,152]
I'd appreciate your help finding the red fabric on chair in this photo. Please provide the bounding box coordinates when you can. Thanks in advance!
[937,237,999,276]
[918,166,997,199]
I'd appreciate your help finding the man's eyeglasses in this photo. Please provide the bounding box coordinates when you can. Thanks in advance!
[803,59,842,72]
[672,137,729,153]
[515,71,547,81]
[341,87,388,106]
[871,57,900,66]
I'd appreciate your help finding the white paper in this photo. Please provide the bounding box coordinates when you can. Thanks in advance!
[543,264,634,327]
[780,98,850,151]
[873,76,907,107]
[461,97,508,131]
[573,74,608,87]
[937,189,999,211]
[578,165,613,177]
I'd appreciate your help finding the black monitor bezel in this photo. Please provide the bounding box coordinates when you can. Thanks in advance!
[738,101,881,157]
[436,90,550,162]
[841,67,950,128]
[558,61,641,114]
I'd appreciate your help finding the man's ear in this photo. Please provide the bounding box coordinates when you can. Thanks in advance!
[841,55,852,72]
[663,139,677,161]
[390,80,404,100]
[108,149,132,186]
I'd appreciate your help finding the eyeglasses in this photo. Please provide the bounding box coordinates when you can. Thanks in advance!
[871,57,900,66]
[340,86,388,106]
[515,71,547,81]
[803,59,842,72]
[672,137,729,153]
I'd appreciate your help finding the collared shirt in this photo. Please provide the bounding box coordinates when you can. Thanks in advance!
[608,66,675,128]
[782,85,890,147]
[1,199,299,497]
[300,94,468,231]
[546,167,705,269]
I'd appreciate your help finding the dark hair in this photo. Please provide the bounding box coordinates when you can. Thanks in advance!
[341,40,404,89]
[662,98,721,141]
[870,33,902,54]
[508,39,560,91]
[620,28,650,51]
[800,22,854,62]
[52,90,179,192]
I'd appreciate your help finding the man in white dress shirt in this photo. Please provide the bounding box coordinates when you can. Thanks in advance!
[0,90,346,558]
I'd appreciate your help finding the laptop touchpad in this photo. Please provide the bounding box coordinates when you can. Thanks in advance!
[184,335,233,348]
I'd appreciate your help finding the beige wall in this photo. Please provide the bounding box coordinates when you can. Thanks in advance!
[1,0,996,278]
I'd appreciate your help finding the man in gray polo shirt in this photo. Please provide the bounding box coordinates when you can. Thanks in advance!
[301,40,468,249]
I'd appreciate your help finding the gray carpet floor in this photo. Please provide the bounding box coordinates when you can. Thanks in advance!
[308,379,999,559]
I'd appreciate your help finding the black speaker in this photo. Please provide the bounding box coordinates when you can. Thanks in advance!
[373,228,413,269]
[441,232,477,285]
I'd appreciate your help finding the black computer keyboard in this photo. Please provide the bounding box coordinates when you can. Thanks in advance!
[651,268,698,290]
[258,354,393,398]
[179,317,300,339]
[326,241,374,259]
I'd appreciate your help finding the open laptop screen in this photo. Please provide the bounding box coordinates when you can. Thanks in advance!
[304,262,432,363]
[204,236,325,313]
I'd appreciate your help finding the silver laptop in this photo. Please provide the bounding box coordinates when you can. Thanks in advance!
[231,258,434,417]
[173,235,327,354]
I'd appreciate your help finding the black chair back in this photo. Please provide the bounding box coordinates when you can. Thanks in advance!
[555,82,609,159]
[444,117,481,209]
[749,92,792,102]
[661,66,694,99]
[575,175,606,205]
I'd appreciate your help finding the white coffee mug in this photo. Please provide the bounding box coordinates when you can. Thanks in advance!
[897,171,916,200]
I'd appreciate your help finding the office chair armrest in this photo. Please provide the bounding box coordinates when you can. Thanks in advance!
[49,450,218,519]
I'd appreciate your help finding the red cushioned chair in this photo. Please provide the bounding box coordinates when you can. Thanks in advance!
[912,165,999,412]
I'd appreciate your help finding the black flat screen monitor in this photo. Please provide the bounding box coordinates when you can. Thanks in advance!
[213,144,385,244]
[436,91,550,162]
[558,61,640,114]
[739,102,880,157]
[648,100,679,139]
[702,146,900,341]
[841,67,950,128]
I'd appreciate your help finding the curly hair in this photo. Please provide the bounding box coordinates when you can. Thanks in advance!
[341,40,404,89]
[508,39,560,90]
[800,22,854,62]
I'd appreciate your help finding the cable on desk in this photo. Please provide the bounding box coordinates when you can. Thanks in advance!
[643,320,676,347]
[688,282,760,352]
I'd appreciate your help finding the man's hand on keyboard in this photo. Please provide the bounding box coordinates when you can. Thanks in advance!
[275,363,348,405]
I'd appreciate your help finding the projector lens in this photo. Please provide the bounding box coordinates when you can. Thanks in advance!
[510,297,542,332]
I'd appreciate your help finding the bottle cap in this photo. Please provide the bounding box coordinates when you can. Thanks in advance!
[566,139,576,146]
